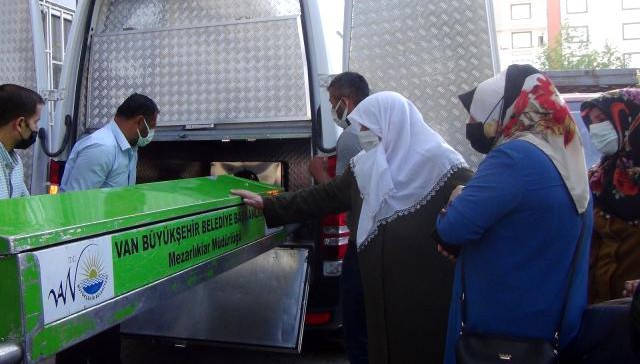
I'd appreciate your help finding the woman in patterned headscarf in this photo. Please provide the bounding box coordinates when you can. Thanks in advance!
[434,64,593,363]
[581,88,640,303]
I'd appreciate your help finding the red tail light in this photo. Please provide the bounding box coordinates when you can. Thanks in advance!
[48,159,63,194]
[320,155,349,276]
[305,312,332,326]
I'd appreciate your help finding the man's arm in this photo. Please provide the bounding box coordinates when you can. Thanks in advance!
[232,168,354,227]
[308,156,331,183]
[60,143,114,192]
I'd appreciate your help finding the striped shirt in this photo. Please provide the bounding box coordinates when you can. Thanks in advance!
[0,142,30,199]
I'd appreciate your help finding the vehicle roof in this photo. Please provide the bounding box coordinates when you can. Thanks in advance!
[561,92,603,102]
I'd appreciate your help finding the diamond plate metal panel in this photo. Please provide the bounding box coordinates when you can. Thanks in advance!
[97,0,301,33]
[0,0,38,192]
[77,54,92,137]
[137,139,312,192]
[348,0,496,169]
[0,0,37,87]
[87,18,309,129]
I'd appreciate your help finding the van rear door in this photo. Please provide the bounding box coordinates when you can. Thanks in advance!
[0,0,50,194]
[56,0,313,353]
[345,0,499,168]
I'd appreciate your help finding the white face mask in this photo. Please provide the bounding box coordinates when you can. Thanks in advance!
[589,121,619,156]
[358,129,380,152]
[136,118,155,147]
[331,99,350,129]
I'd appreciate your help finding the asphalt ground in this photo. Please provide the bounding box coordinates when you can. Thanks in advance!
[120,334,349,364]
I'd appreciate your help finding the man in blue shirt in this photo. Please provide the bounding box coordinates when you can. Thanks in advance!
[0,84,44,199]
[60,93,159,192]
[57,93,158,364]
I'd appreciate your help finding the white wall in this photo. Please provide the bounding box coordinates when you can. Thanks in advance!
[562,0,640,67]
[495,0,640,68]
[494,0,548,69]
[316,0,345,74]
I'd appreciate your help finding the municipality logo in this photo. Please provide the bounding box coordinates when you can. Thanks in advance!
[76,244,109,301]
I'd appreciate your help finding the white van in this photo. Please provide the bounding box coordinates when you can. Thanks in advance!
[0,0,497,361]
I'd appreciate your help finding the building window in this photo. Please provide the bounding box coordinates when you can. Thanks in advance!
[623,23,640,40]
[511,3,532,20]
[567,26,589,43]
[622,0,640,10]
[512,31,533,48]
[624,53,640,67]
[566,0,588,13]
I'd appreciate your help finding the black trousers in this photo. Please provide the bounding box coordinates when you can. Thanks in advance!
[341,241,369,364]
[560,299,637,364]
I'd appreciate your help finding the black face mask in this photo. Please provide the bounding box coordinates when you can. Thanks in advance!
[466,122,495,154]
[15,124,38,150]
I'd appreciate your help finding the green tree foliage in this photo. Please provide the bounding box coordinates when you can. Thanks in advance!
[538,24,627,70]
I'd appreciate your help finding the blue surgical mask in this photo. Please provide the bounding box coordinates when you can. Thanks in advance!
[136,119,155,147]
[589,121,618,155]
[358,129,380,151]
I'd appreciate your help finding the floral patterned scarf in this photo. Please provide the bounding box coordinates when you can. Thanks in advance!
[459,64,590,213]
[581,89,640,219]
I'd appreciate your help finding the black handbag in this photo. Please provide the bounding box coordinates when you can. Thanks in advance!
[456,331,558,364]
[455,212,588,364]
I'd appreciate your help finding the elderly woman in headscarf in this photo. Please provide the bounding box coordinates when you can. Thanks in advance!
[580,88,640,303]
[433,64,593,363]
[232,91,473,363]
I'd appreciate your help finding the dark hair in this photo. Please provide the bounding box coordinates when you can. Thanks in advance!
[328,71,370,104]
[0,84,45,127]
[116,93,159,121]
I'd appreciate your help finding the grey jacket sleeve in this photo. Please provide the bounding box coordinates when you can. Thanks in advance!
[263,168,354,227]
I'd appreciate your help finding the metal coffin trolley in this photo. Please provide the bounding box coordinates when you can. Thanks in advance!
[0,176,308,363]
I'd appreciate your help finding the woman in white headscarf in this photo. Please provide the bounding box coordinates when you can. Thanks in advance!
[232,91,473,363]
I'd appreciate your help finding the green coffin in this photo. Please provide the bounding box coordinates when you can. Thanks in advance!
[0,175,280,253]
[0,176,283,363]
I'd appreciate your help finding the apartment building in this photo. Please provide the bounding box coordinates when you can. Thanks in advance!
[494,0,640,69]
